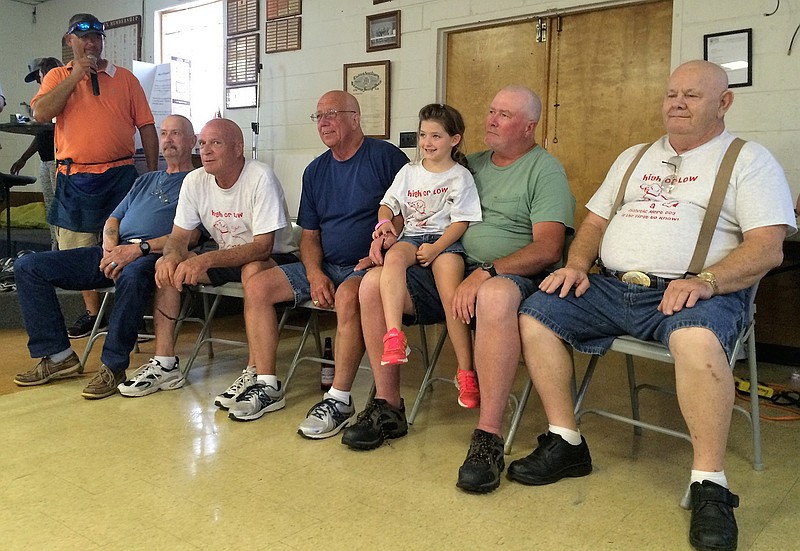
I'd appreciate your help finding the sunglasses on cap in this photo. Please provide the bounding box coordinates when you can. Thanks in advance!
[69,21,105,34]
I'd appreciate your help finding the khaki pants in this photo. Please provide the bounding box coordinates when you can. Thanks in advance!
[55,227,99,251]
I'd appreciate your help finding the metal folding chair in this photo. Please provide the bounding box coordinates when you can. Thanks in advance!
[80,286,195,368]
[506,284,764,470]
[181,282,308,376]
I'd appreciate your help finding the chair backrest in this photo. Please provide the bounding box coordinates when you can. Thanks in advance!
[291,222,302,245]
[728,282,758,366]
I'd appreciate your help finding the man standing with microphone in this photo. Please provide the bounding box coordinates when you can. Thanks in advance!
[32,13,158,340]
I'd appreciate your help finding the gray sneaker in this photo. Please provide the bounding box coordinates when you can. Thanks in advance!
[81,365,126,400]
[297,393,355,439]
[215,366,257,409]
[14,352,82,386]
[118,357,185,397]
[228,381,285,421]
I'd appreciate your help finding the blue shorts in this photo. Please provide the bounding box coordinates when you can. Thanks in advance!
[397,233,466,256]
[277,261,366,307]
[405,261,541,326]
[518,274,750,361]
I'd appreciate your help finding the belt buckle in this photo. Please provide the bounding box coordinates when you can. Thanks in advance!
[621,271,651,287]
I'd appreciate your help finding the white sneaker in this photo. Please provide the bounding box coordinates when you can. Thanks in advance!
[228,381,285,421]
[118,357,184,397]
[297,393,355,439]
[214,366,257,409]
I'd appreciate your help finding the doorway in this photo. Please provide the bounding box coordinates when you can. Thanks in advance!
[445,0,673,226]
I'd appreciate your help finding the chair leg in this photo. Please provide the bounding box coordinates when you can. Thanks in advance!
[80,290,114,370]
[504,378,532,455]
[407,325,448,425]
[747,335,764,471]
[626,355,643,436]
[574,355,600,417]
[283,310,319,390]
[182,294,223,375]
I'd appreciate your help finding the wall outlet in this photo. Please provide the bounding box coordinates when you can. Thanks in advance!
[399,131,417,148]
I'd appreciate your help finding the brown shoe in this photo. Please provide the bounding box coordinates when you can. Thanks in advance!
[14,352,82,386]
[81,365,126,400]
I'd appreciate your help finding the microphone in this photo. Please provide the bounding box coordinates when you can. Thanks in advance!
[86,54,100,96]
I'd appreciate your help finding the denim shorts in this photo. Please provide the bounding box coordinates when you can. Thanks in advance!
[518,274,750,361]
[405,261,540,326]
[277,261,366,307]
[398,233,466,256]
[206,253,298,286]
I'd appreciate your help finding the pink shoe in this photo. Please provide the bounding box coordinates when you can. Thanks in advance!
[456,369,480,408]
[381,328,410,365]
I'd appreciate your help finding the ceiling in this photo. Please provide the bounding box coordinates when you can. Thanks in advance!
[9,0,54,5]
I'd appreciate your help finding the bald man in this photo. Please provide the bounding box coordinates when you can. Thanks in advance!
[144,118,298,396]
[508,61,796,551]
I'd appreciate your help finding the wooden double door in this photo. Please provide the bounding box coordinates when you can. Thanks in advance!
[446,0,673,227]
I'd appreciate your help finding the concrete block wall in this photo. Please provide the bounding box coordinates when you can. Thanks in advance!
[1,0,798,211]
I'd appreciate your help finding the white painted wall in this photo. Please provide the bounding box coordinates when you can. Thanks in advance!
[0,0,39,175]
[2,0,798,211]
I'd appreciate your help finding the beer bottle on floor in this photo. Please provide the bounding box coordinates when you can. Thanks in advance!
[321,337,334,391]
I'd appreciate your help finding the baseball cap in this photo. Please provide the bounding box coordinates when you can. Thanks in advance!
[67,13,106,37]
[24,57,64,83]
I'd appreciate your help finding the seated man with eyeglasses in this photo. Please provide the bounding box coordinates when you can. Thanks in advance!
[13,115,197,400]
[213,90,408,428]
[514,60,796,551]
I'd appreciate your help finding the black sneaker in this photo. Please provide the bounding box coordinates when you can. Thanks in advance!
[67,310,106,339]
[689,481,739,551]
[341,398,407,450]
[456,429,505,493]
[507,432,592,486]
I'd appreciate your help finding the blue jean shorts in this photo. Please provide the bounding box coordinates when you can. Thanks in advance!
[277,261,366,307]
[398,233,466,256]
[518,274,750,361]
[405,261,540,326]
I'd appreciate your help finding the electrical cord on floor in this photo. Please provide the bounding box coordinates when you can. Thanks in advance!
[734,376,800,421]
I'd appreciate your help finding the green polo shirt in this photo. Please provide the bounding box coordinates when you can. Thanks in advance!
[461,145,575,267]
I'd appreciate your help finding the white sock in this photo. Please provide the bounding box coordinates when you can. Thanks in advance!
[49,348,74,363]
[154,355,176,369]
[327,387,350,404]
[257,374,279,388]
[681,470,729,510]
[691,469,728,488]
[549,424,582,446]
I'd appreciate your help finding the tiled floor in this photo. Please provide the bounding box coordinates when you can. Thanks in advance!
[1,314,799,550]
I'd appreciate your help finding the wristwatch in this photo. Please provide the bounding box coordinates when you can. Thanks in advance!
[480,262,497,277]
[138,241,151,256]
[695,271,718,295]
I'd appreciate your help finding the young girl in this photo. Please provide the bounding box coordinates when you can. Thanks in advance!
[373,103,483,408]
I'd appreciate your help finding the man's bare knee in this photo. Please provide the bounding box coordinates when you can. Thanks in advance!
[335,278,362,319]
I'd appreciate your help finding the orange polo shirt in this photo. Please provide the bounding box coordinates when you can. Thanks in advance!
[32,61,154,175]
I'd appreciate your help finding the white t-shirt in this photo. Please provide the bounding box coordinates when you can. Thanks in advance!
[174,159,297,255]
[380,162,482,236]
[589,132,796,278]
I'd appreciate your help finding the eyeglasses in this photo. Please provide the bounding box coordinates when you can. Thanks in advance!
[661,155,682,193]
[68,21,105,34]
[310,110,356,122]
